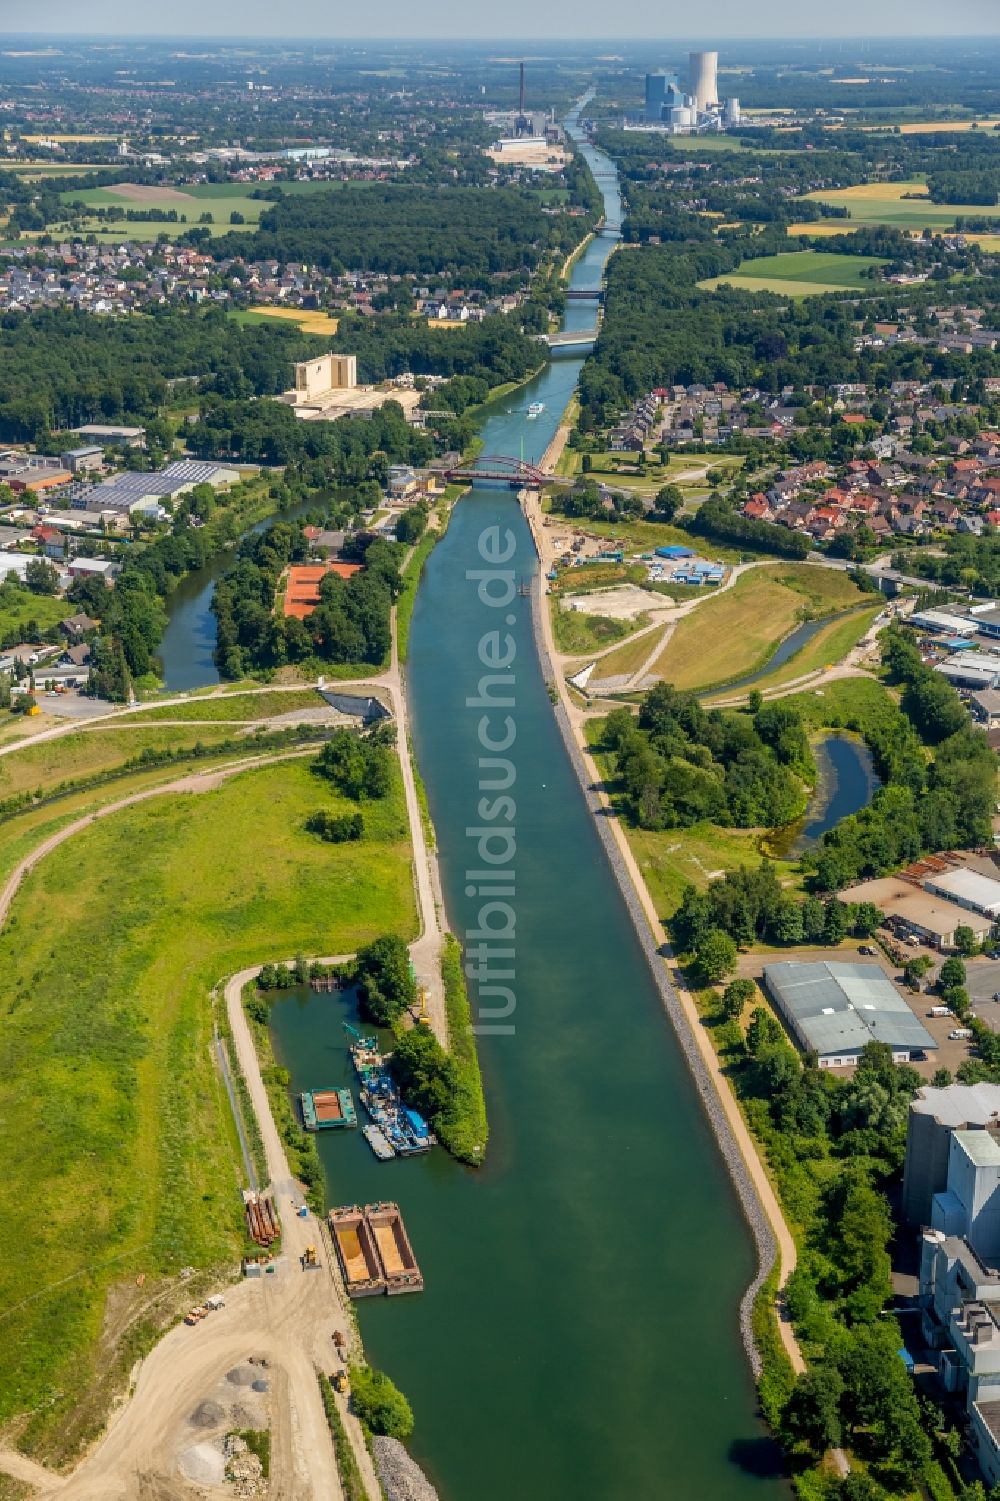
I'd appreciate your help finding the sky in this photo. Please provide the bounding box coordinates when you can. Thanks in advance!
[3,0,999,39]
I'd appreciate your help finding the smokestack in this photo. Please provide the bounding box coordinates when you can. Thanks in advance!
[519,62,525,115]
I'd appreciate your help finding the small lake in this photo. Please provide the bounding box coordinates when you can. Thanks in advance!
[773,733,879,858]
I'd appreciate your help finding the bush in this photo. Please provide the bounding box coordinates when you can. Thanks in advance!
[354,934,416,1026]
[348,1365,414,1439]
[305,809,364,843]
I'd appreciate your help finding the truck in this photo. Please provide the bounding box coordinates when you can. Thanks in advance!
[927,1006,953,1018]
[949,1029,974,1041]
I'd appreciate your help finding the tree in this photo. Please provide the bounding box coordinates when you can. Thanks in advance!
[823,899,850,946]
[721,977,755,1021]
[348,1365,413,1439]
[650,483,683,522]
[25,557,59,595]
[931,1068,953,1088]
[955,924,979,958]
[696,928,737,985]
[781,1368,844,1454]
[939,955,967,992]
[852,902,883,938]
[354,934,416,1027]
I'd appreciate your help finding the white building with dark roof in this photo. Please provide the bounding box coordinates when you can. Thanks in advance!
[763,959,935,1068]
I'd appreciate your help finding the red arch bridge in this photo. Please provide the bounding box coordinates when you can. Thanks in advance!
[444,454,546,486]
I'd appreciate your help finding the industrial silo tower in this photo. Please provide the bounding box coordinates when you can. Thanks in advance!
[688,51,719,113]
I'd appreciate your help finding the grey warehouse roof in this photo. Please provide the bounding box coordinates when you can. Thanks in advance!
[764,960,936,1057]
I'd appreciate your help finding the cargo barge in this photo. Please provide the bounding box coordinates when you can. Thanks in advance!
[348,1033,435,1159]
[328,1202,423,1297]
[329,1205,385,1297]
[300,1086,357,1131]
[366,1201,424,1294]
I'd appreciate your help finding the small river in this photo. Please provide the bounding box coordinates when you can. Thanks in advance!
[164,105,789,1499]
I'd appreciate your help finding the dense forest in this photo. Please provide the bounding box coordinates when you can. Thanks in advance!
[600,682,814,831]
[0,305,316,442]
[200,184,590,287]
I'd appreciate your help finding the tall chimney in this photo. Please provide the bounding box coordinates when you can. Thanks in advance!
[519,62,525,115]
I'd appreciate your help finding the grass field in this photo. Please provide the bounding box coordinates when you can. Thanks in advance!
[550,599,645,655]
[49,179,339,242]
[801,179,1000,230]
[231,307,340,336]
[649,564,868,692]
[0,722,239,798]
[0,753,417,1459]
[587,622,666,681]
[0,590,72,641]
[704,603,882,701]
[553,447,743,491]
[126,688,325,723]
[700,249,885,296]
[585,720,783,915]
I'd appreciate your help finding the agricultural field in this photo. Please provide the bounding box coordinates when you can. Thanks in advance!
[648,563,869,693]
[801,178,1000,230]
[231,306,340,336]
[48,178,338,241]
[0,752,416,1459]
[699,249,885,296]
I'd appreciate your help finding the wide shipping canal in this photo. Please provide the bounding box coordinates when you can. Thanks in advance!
[269,120,788,1499]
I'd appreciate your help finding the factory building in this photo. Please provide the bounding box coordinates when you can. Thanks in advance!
[903,1082,1000,1227]
[762,959,935,1069]
[635,52,738,136]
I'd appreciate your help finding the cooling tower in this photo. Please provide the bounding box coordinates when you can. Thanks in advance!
[688,51,719,113]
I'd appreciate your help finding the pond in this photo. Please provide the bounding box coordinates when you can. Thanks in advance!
[773,733,879,859]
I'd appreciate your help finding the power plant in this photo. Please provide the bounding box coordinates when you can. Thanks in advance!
[632,48,739,137]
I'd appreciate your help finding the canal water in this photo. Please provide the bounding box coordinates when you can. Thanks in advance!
[270,120,788,1500]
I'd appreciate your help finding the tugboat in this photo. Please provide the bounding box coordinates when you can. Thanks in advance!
[527,401,545,419]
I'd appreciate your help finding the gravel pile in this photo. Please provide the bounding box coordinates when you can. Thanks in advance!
[178,1440,226,1486]
[530,581,777,1375]
[189,1399,224,1428]
[226,1365,257,1386]
[373,1437,439,1501]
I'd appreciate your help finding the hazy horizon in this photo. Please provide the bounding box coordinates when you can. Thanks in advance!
[2,0,999,40]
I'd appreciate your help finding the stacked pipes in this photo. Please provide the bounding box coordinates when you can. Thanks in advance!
[243,1190,280,1246]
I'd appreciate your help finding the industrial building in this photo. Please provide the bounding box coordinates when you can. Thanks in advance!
[74,460,240,517]
[906,1081,1000,1484]
[278,352,421,424]
[762,959,936,1068]
[842,875,993,952]
[903,1082,1000,1226]
[634,50,737,135]
[924,869,1000,922]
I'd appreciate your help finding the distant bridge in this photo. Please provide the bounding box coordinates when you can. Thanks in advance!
[444,454,546,487]
[565,287,603,302]
[539,327,600,349]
